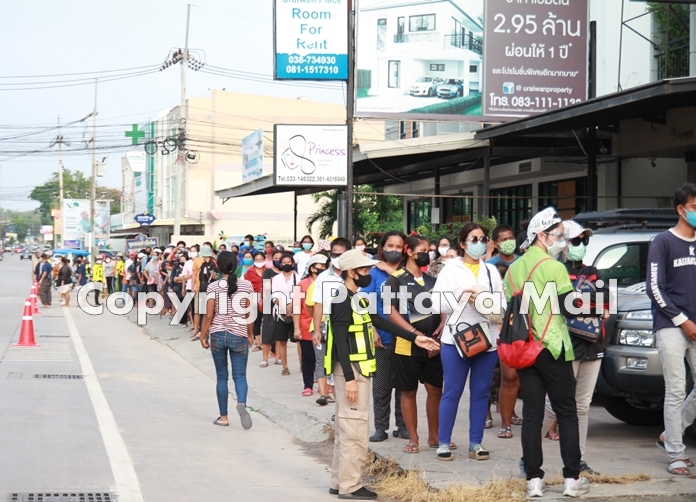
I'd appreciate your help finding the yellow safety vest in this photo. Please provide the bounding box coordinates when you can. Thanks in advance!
[92,264,105,283]
[324,297,377,378]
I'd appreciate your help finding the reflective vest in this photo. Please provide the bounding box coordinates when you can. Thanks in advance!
[92,264,105,283]
[324,297,377,378]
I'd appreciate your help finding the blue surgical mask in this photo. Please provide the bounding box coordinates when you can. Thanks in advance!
[302,243,312,251]
[293,247,302,254]
[242,258,253,266]
[682,207,696,228]
[273,259,281,268]
[465,241,486,260]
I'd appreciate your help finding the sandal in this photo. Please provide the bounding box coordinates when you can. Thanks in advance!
[437,445,452,461]
[259,361,269,368]
[316,395,328,406]
[252,345,262,352]
[326,395,336,404]
[274,360,283,365]
[545,430,560,441]
[281,368,290,376]
[213,417,229,426]
[302,388,313,396]
[498,426,513,439]
[468,444,490,461]
[484,419,493,429]
[429,442,456,449]
[667,459,691,475]
[403,443,419,454]
[656,437,695,467]
[511,416,523,426]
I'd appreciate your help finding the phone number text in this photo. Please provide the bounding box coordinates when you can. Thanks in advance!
[284,65,340,75]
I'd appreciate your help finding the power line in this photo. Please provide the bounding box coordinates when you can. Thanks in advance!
[0,64,161,79]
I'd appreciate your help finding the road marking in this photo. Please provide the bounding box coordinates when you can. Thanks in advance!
[3,344,73,362]
[64,307,144,502]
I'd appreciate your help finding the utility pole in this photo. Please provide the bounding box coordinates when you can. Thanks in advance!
[89,78,98,262]
[345,0,355,240]
[174,3,191,238]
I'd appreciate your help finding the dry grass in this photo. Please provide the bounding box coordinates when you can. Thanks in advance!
[545,473,650,486]
[366,452,403,478]
[322,422,335,442]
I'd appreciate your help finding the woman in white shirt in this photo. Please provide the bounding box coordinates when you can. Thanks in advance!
[294,234,315,278]
[271,252,299,375]
[432,222,506,462]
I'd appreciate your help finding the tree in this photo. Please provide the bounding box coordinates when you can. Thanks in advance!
[306,185,404,239]
[29,169,121,224]
[647,2,690,78]
[4,209,42,240]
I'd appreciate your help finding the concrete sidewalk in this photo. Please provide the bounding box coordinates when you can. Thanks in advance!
[127,309,696,499]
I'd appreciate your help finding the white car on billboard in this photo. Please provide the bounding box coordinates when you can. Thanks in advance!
[408,77,443,97]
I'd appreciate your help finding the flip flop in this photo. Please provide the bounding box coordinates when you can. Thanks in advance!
[667,459,691,475]
[259,361,269,368]
[274,360,283,365]
[484,419,493,429]
[511,416,523,426]
[237,403,252,430]
[657,439,694,467]
[545,431,560,441]
[498,426,513,439]
[404,443,419,454]
[213,417,229,426]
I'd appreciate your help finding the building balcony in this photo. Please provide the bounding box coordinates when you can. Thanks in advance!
[391,32,482,55]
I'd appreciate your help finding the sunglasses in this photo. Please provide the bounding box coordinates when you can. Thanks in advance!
[330,252,343,259]
[465,236,489,244]
[570,236,590,247]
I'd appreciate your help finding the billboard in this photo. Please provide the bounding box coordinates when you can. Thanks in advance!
[273,125,348,186]
[242,129,264,183]
[355,0,588,121]
[273,0,348,80]
[126,150,147,173]
[62,199,110,243]
[482,0,588,118]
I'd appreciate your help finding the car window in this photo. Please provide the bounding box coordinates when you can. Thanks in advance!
[592,242,650,286]
[416,77,431,82]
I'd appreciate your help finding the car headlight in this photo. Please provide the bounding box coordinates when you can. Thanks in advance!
[619,329,656,347]
[625,310,653,320]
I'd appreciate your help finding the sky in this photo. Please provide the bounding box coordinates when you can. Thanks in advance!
[0,0,344,211]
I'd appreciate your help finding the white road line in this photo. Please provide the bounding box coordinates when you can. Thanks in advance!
[63,307,144,502]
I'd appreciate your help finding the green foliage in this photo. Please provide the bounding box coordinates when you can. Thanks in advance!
[4,209,42,240]
[647,2,690,78]
[648,2,690,42]
[29,169,121,225]
[415,215,498,246]
[306,185,404,239]
[408,93,481,115]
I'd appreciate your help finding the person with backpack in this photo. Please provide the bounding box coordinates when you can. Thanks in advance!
[646,183,696,476]
[543,220,609,476]
[503,207,596,498]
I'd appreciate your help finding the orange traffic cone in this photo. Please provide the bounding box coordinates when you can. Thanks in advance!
[29,289,39,315]
[14,298,39,347]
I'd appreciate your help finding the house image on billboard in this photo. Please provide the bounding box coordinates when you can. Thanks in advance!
[356,0,483,115]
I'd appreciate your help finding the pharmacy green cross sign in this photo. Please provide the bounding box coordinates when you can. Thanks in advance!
[125,124,145,145]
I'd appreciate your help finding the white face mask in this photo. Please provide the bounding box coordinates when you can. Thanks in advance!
[355,245,365,252]
[438,246,449,257]
[189,251,198,259]
[253,262,265,268]
[331,257,341,270]
[542,235,567,258]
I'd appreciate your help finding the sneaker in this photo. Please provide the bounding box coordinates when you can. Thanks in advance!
[562,477,590,498]
[369,429,388,442]
[236,403,252,430]
[392,426,409,439]
[526,478,545,498]
[338,487,378,500]
[580,461,599,475]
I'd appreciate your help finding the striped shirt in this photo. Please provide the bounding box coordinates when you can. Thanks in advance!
[206,278,254,337]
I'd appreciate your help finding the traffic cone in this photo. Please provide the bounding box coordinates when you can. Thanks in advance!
[14,298,39,347]
[29,289,39,315]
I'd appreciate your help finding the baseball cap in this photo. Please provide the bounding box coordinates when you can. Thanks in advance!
[153,248,162,254]
[338,249,379,271]
[200,245,213,257]
[562,220,594,240]
[521,207,563,250]
[308,254,329,268]
[137,252,145,258]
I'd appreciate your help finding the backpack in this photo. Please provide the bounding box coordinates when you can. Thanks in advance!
[498,258,553,370]
[565,273,603,343]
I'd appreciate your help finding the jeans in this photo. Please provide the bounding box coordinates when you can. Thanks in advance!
[300,339,316,390]
[656,327,696,461]
[438,344,498,447]
[518,348,581,480]
[544,358,602,460]
[210,331,250,416]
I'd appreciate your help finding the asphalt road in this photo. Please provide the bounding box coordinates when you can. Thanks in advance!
[0,256,334,502]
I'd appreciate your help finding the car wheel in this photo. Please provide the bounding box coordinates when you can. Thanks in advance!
[427,88,433,97]
[598,394,664,426]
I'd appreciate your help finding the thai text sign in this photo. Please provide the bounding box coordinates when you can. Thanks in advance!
[274,124,348,186]
[274,0,348,80]
[483,0,588,118]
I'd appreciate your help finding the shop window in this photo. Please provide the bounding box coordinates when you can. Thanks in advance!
[408,199,431,232]
[489,185,532,234]
[539,177,588,220]
[442,195,473,224]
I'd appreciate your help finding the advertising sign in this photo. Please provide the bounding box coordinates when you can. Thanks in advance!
[274,0,348,80]
[242,129,264,183]
[126,234,159,253]
[133,171,147,214]
[134,214,157,227]
[482,0,588,118]
[273,125,348,186]
[40,225,53,235]
[355,0,484,119]
[126,150,147,173]
[62,199,110,242]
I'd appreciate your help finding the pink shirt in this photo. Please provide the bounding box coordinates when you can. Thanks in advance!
[182,260,194,291]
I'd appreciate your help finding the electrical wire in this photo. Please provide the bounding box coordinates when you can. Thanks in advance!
[0,64,161,79]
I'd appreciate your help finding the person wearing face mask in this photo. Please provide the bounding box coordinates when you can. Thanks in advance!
[241,234,256,253]
[353,237,372,259]
[646,183,696,477]
[385,235,444,454]
[271,253,299,375]
[103,256,115,295]
[244,251,267,351]
[506,207,592,498]
[428,237,452,278]
[359,231,408,440]
[171,252,190,326]
[236,251,255,278]
[543,220,607,476]
[295,234,315,277]
[432,223,504,462]
[91,256,106,307]
[260,250,285,367]
[326,249,440,499]
[192,245,219,341]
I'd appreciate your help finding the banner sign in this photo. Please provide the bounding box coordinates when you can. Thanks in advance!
[274,0,348,80]
[126,150,147,173]
[134,214,156,227]
[482,0,588,118]
[242,129,264,183]
[126,234,159,253]
[63,199,110,242]
[40,225,53,235]
[273,124,348,186]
